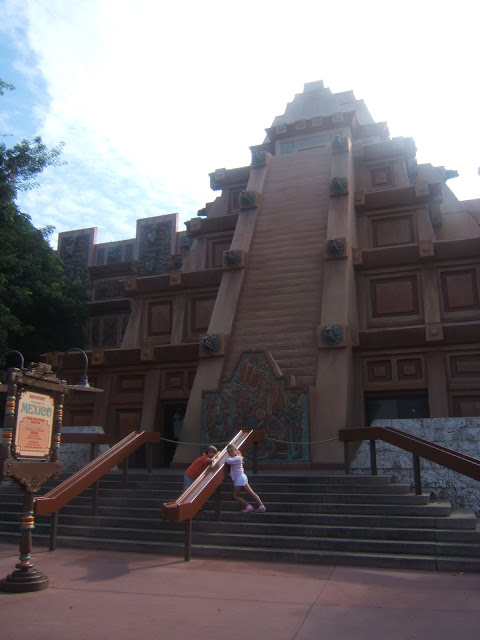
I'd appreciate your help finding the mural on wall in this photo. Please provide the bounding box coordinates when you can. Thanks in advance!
[138,220,173,276]
[201,351,310,462]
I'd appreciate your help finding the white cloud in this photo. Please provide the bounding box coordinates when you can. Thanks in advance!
[1,0,479,247]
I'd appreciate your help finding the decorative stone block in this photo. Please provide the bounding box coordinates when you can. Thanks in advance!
[169,272,182,287]
[311,116,323,128]
[426,323,443,342]
[318,324,347,348]
[331,135,349,153]
[419,241,435,258]
[324,237,348,260]
[295,119,306,130]
[238,190,260,210]
[251,149,267,167]
[141,347,155,361]
[223,249,245,270]
[329,176,348,196]
[214,169,226,181]
[199,333,226,357]
[332,112,344,123]
[190,218,202,232]
[123,278,137,293]
[276,123,287,134]
[92,348,105,366]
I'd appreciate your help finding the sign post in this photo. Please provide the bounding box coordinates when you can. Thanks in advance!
[0,361,68,592]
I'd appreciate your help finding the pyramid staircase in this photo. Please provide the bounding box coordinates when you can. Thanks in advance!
[1,471,480,571]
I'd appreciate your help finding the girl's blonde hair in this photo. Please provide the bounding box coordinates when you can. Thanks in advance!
[227,444,243,461]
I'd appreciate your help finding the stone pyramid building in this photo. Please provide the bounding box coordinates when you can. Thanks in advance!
[53,81,480,469]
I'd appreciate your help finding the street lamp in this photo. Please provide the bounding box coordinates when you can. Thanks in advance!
[56,348,103,392]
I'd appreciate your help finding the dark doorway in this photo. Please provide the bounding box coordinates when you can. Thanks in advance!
[366,393,429,425]
[160,403,186,466]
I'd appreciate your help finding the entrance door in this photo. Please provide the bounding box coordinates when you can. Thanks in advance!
[366,393,429,425]
[160,403,186,466]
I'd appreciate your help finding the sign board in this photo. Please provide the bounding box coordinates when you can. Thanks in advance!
[13,390,54,459]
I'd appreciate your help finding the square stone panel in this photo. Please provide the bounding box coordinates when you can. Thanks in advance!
[371,276,418,316]
[190,296,216,333]
[147,301,172,336]
[451,395,480,417]
[118,375,145,393]
[366,360,392,383]
[449,354,480,379]
[441,269,479,311]
[397,358,423,381]
[165,371,184,391]
[372,215,414,247]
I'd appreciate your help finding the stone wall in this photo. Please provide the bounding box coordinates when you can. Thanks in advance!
[349,418,480,514]
[60,426,110,473]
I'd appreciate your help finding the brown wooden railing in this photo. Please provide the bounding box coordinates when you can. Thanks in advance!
[162,429,266,560]
[34,430,161,549]
[339,426,480,494]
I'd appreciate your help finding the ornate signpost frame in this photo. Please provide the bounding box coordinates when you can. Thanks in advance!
[1,362,68,592]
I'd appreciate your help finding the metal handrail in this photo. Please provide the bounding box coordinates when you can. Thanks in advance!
[34,430,160,516]
[339,426,480,495]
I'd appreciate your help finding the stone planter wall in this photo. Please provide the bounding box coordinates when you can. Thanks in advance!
[349,418,480,515]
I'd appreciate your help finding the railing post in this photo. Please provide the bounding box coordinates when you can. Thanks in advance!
[369,440,377,476]
[253,441,258,475]
[92,481,99,516]
[215,486,222,521]
[49,512,58,551]
[413,454,422,495]
[146,443,153,474]
[184,519,192,561]
[122,457,128,489]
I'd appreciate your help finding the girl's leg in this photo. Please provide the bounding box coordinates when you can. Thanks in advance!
[232,486,249,507]
[243,483,264,508]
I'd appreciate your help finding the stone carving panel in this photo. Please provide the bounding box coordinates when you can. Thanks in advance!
[448,354,480,381]
[58,233,92,281]
[201,351,310,462]
[117,375,145,394]
[138,219,174,276]
[370,276,419,317]
[187,295,216,340]
[441,269,479,313]
[372,215,415,248]
[147,301,172,338]
[208,236,233,268]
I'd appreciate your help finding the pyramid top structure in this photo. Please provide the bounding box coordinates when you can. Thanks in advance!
[269,80,375,132]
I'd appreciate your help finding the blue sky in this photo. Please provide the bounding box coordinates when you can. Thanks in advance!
[1,0,478,248]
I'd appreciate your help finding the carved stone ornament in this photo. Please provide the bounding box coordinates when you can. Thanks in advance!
[201,334,221,354]
[251,150,267,167]
[239,191,258,209]
[180,235,193,250]
[223,249,242,268]
[330,177,348,196]
[326,238,346,258]
[331,135,349,153]
[320,324,343,346]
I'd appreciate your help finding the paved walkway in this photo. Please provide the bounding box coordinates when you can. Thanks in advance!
[1,542,480,639]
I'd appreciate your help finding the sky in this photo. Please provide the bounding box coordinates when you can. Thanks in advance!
[1,0,478,248]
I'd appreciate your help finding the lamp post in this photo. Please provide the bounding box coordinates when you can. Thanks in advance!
[0,347,102,592]
[56,347,103,393]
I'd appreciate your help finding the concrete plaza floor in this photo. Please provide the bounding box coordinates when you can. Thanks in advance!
[1,541,480,639]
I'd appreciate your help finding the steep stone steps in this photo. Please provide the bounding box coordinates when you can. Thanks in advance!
[1,472,480,571]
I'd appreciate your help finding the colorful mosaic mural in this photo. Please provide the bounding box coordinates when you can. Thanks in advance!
[201,351,310,462]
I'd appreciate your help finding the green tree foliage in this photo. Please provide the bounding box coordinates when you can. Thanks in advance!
[0,79,88,364]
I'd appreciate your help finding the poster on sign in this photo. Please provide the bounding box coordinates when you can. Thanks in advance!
[13,390,55,459]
